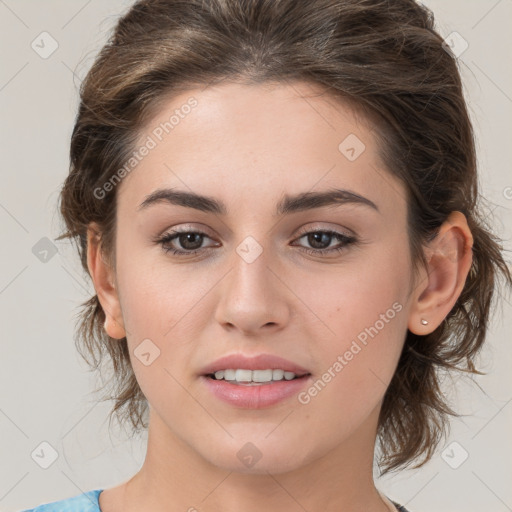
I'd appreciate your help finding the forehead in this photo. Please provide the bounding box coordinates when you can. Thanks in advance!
[116,80,407,219]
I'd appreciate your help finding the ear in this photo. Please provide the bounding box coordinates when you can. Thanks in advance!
[408,211,474,335]
[86,222,126,339]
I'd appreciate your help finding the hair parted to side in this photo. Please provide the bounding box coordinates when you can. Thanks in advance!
[57,0,511,474]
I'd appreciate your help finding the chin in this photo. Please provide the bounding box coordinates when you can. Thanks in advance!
[212,454,308,475]
[196,435,316,475]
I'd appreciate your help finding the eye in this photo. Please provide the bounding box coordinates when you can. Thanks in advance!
[155,228,218,256]
[291,229,357,256]
[154,227,357,258]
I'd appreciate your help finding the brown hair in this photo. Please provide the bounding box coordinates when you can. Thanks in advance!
[57,0,512,474]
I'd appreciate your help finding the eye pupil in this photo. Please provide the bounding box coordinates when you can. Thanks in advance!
[309,232,331,249]
[180,233,203,249]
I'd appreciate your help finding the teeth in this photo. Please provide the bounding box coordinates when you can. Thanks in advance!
[235,369,252,382]
[253,369,273,382]
[211,369,299,383]
[224,369,236,380]
[272,369,284,380]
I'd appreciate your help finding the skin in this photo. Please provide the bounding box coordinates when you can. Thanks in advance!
[87,80,473,512]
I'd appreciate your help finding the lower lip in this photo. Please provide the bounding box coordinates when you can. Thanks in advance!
[201,375,311,409]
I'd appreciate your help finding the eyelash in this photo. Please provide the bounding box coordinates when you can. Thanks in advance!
[154,227,357,258]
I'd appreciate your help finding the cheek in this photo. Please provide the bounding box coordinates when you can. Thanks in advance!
[115,244,212,341]
[294,237,410,346]
[294,296,406,443]
[116,225,411,420]
[114,251,220,404]
[291,245,410,415]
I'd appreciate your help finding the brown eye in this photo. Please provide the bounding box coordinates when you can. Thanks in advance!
[157,230,216,256]
[292,229,357,256]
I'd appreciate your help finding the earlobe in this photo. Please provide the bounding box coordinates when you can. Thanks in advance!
[104,316,127,340]
[86,223,126,339]
[408,211,473,335]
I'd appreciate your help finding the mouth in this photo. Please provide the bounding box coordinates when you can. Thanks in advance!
[200,354,312,408]
[205,368,311,386]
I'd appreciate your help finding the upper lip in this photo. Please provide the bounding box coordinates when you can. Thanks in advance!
[200,353,310,377]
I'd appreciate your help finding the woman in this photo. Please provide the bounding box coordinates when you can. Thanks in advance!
[20,0,511,511]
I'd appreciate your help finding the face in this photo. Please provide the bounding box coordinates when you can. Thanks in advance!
[107,81,417,474]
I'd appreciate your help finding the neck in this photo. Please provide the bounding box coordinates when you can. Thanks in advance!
[115,404,390,512]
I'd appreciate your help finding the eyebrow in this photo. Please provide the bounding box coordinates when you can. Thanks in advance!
[138,187,379,216]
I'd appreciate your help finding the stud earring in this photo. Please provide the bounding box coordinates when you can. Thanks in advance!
[421,318,428,325]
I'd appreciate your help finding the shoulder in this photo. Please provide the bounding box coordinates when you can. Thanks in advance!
[17,489,103,512]
[391,502,412,512]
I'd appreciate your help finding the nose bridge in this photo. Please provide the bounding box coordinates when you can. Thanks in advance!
[214,234,289,333]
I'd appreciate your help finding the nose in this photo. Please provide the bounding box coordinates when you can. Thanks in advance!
[213,242,291,336]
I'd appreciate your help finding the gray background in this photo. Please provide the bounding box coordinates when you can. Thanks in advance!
[0,1,511,511]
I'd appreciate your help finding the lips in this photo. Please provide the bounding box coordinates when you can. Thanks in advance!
[200,353,310,377]
[199,353,312,408]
